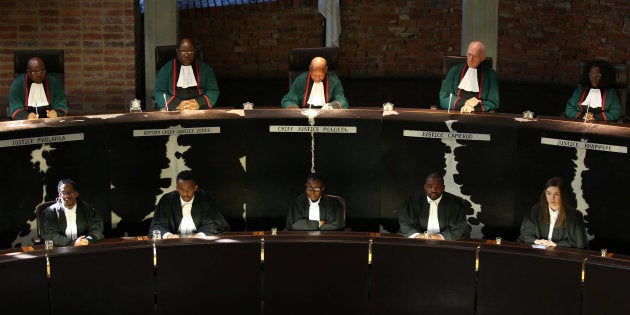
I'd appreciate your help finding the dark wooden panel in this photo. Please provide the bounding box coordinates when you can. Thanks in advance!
[0,254,49,314]
[369,238,477,315]
[155,237,261,315]
[476,245,587,315]
[49,243,155,314]
[263,236,370,315]
[582,256,630,315]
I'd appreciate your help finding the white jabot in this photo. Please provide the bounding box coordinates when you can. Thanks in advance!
[28,83,49,107]
[308,198,321,221]
[177,65,198,88]
[61,204,78,240]
[581,88,602,108]
[178,197,197,235]
[548,206,559,240]
[427,195,443,234]
[307,82,326,106]
[457,67,479,92]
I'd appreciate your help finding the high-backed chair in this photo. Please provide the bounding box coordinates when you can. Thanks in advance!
[155,44,204,72]
[288,47,338,88]
[579,60,628,120]
[442,55,493,79]
[33,200,57,245]
[327,194,347,230]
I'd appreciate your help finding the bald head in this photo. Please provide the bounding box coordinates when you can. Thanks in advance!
[466,41,486,68]
[309,57,328,83]
[27,57,46,84]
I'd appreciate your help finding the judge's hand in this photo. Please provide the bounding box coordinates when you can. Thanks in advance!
[584,112,594,121]
[461,104,475,113]
[177,99,200,111]
[74,236,90,246]
[286,104,299,109]
[534,239,557,247]
[27,113,38,120]
[46,110,58,118]
[464,97,480,108]
[319,220,327,227]
[323,102,342,110]
[165,233,180,239]
[192,232,206,238]
[414,233,443,240]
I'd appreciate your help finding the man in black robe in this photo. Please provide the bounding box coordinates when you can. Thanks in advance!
[398,173,470,240]
[150,171,229,238]
[286,173,345,231]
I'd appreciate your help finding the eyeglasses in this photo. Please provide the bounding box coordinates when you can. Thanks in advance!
[178,51,195,56]
[59,190,75,196]
[588,74,602,78]
[29,70,46,75]
[305,186,322,193]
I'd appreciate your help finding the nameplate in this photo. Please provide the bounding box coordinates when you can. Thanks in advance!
[0,133,84,148]
[403,130,491,141]
[133,127,221,137]
[541,137,627,154]
[269,125,357,133]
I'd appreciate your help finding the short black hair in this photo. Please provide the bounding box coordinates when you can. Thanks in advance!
[305,173,324,185]
[176,170,196,183]
[425,172,444,182]
[57,178,78,192]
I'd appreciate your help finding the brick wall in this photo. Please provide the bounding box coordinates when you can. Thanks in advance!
[182,0,629,84]
[498,0,630,85]
[180,0,461,78]
[0,0,135,115]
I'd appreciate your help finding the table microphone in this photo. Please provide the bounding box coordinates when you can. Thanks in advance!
[448,93,452,114]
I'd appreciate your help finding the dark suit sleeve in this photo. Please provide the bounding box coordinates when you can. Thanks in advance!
[398,195,422,238]
[82,203,104,243]
[518,206,541,244]
[41,206,73,246]
[286,195,319,231]
[439,196,470,240]
[197,196,230,235]
[555,211,588,249]
[150,194,176,236]
[319,197,345,231]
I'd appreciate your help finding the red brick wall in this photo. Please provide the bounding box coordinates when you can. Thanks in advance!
[0,0,135,114]
[182,0,629,85]
[498,0,630,85]
[180,0,462,78]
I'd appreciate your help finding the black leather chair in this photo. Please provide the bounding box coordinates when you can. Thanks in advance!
[33,200,56,245]
[327,194,347,229]
[155,44,204,72]
[442,55,493,79]
[579,60,628,121]
[288,47,338,88]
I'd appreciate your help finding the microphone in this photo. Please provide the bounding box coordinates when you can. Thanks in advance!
[163,94,169,111]
[448,93,452,114]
